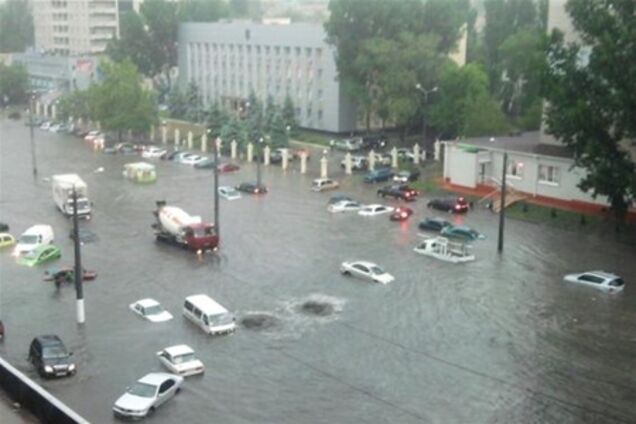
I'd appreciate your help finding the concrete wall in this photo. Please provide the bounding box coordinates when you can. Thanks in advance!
[447,146,477,188]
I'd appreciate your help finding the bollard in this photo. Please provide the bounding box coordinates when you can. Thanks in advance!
[216,138,222,156]
[174,129,180,147]
[247,143,254,162]
[344,152,352,175]
[161,126,167,144]
[231,140,237,159]
[368,149,376,171]
[300,152,308,174]
[320,155,328,178]
[413,144,421,165]
[263,145,271,165]
[434,140,441,161]
[187,131,193,149]
[282,149,289,171]
[201,134,207,152]
[391,147,398,168]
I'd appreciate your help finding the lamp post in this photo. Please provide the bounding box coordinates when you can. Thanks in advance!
[209,130,220,240]
[28,95,38,177]
[497,153,508,253]
[415,84,438,147]
[256,137,264,187]
[72,188,85,324]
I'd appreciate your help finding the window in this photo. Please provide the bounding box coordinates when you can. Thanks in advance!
[506,160,523,178]
[159,380,174,394]
[579,274,604,284]
[538,164,559,184]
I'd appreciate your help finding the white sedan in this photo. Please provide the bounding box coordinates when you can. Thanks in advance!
[218,186,241,200]
[180,154,207,165]
[129,298,173,322]
[112,373,183,419]
[157,345,205,376]
[340,261,395,284]
[358,204,394,216]
[563,271,625,293]
[328,200,362,213]
[142,146,167,158]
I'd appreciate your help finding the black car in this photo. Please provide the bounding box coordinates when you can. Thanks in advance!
[418,217,452,232]
[29,335,76,378]
[427,197,470,214]
[377,184,418,201]
[236,182,268,194]
[361,133,388,150]
[327,194,354,205]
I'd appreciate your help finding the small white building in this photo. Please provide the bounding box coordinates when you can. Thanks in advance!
[441,131,607,207]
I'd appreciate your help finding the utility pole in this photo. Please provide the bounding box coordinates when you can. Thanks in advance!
[256,137,263,187]
[497,153,508,253]
[72,188,85,324]
[213,136,220,239]
[29,96,38,177]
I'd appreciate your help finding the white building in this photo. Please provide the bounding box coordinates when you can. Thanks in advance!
[32,0,120,56]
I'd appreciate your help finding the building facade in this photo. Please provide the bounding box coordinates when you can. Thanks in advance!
[12,51,99,93]
[178,21,357,133]
[32,0,119,56]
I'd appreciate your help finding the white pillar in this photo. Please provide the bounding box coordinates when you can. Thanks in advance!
[51,104,57,120]
[320,155,328,178]
[201,134,207,152]
[344,152,352,175]
[150,126,155,142]
[247,143,254,162]
[300,152,308,174]
[282,148,289,171]
[35,101,40,116]
[391,147,398,168]
[215,138,222,155]
[434,140,441,161]
[77,117,83,128]
[76,298,85,324]
[162,126,167,144]
[127,129,133,141]
[414,144,421,165]
[368,149,376,171]
[422,149,427,161]
[263,145,271,165]
[187,131,193,149]
[443,143,449,179]
[174,129,180,147]
[231,140,237,159]
[96,121,101,131]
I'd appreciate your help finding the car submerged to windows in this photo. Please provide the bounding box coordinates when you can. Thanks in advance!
[129,298,173,323]
[358,204,394,216]
[563,271,625,293]
[418,217,452,232]
[218,186,241,200]
[340,260,395,284]
[156,345,204,377]
[427,197,470,213]
[112,373,183,419]
[441,225,485,241]
[328,200,362,213]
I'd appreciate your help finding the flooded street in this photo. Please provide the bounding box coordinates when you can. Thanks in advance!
[1,117,635,423]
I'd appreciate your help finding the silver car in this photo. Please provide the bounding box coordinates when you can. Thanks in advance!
[113,373,184,418]
[563,271,625,293]
[340,260,395,284]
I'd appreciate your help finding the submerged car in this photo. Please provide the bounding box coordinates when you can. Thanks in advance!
[328,200,362,213]
[311,178,339,192]
[156,345,205,376]
[129,298,173,323]
[218,186,241,200]
[328,195,354,205]
[393,169,421,183]
[563,271,625,293]
[194,157,217,169]
[218,162,240,173]
[358,204,394,216]
[377,184,418,201]
[69,227,98,244]
[340,261,395,284]
[364,167,394,183]
[44,268,97,283]
[112,373,183,419]
[441,225,485,241]
[29,335,76,378]
[390,206,414,221]
[141,146,168,159]
[17,245,61,267]
[427,197,470,214]
[0,232,15,249]
[236,182,268,194]
[418,217,452,232]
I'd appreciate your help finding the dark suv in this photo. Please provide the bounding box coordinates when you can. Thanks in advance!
[29,335,76,378]
[427,197,470,214]
[377,184,418,201]
[363,167,394,183]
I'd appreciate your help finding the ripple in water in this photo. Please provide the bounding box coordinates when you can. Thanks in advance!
[240,312,280,331]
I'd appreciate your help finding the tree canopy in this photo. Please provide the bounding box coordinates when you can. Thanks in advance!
[0,0,33,53]
[542,0,636,218]
[0,62,29,105]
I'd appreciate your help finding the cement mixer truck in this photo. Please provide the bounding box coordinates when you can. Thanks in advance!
[152,201,218,253]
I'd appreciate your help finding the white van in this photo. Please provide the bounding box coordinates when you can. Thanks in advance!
[13,225,54,256]
[311,178,339,192]
[183,294,236,335]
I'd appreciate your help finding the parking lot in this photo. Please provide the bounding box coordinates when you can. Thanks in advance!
[1,117,636,423]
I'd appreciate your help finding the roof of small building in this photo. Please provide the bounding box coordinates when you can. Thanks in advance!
[445,131,573,159]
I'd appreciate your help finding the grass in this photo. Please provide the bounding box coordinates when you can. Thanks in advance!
[293,130,333,147]
[506,201,602,231]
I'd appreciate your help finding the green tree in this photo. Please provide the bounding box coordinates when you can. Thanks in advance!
[57,89,95,121]
[140,0,179,82]
[106,11,159,77]
[281,95,298,135]
[246,90,264,141]
[91,60,157,141]
[220,115,248,149]
[178,0,229,21]
[264,94,277,130]
[268,113,289,148]
[0,0,33,52]
[542,0,636,220]
[167,86,188,119]
[0,62,29,104]
[205,101,228,138]
[184,81,203,122]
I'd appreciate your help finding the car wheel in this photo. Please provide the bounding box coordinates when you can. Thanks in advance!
[176,387,181,394]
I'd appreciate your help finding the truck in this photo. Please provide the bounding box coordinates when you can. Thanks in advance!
[152,201,218,253]
[51,174,92,219]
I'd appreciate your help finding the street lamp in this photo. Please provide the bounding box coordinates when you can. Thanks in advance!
[256,136,264,187]
[414,84,438,149]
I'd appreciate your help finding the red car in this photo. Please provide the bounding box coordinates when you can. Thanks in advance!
[218,163,240,173]
[44,268,98,283]
[390,206,414,221]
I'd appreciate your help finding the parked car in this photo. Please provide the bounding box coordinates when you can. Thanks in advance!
[112,373,183,419]
[17,245,61,267]
[270,148,293,164]
[340,155,368,171]
[340,260,394,284]
[218,186,241,200]
[441,225,485,241]
[311,178,339,192]
[390,206,414,221]
[179,154,206,166]
[28,335,76,378]
[328,200,362,213]
[358,204,394,216]
[163,149,183,161]
[142,146,168,159]
[418,217,452,232]
[328,195,354,205]
[427,197,470,214]
[113,142,137,155]
[156,345,205,376]
[364,167,394,183]
[0,233,15,249]
[129,298,173,322]
[361,133,388,150]
[194,158,217,169]
[377,184,418,201]
[333,137,363,152]
[218,162,240,173]
[563,271,625,293]
[371,152,392,167]
[236,182,268,194]
[393,169,421,183]
[39,121,51,130]
[396,148,426,162]
[291,148,311,160]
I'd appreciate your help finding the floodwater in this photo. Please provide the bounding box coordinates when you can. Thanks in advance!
[1,116,635,424]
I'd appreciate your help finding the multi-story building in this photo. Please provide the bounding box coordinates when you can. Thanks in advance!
[32,0,119,56]
[178,21,357,133]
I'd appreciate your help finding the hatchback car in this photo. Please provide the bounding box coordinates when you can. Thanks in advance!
[312,178,339,192]
[129,298,173,323]
[218,186,241,200]
[113,373,183,419]
[563,271,625,293]
[236,182,268,194]
[427,197,470,213]
[328,200,362,213]
[156,345,205,376]
[418,217,452,232]
[340,261,395,284]
[17,245,61,267]
[390,206,414,221]
[358,204,394,216]
[441,225,485,241]
[29,335,76,378]
[364,167,394,183]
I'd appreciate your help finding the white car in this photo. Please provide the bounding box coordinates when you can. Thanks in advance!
[142,146,167,158]
[84,130,101,142]
[129,298,173,322]
[340,261,395,284]
[340,155,367,171]
[49,123,62,132]
[312,178,339,192]
[179,154,206,165]
[156,345,205,376]
[358,204,394,216]
[563,271,625,294]
[328,200,362,213]
[112,373,183,419]
[218,186,241,200]
[39,121,51,130]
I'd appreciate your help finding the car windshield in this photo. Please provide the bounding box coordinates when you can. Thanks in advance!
[128,382,157,398]
[144,305,164,315]
[43,346,68,359]
[210,313,234,326]
[225,189,238,196]
[370,266,385,275]
[172,353,196,364]
[19,235,38,244]
[67,200,89,210]
[192,226,215,237]
[610,278,624,287]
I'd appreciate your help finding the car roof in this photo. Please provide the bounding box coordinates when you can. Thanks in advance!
[138,372,177,386]
[163,344,194,356]
[364,204,384,208]
[582,271,619,279]
[34,334,63,346]
[23,225,53,235]
[185,294,228,314]
[351,261,378,268]
[136,298,160,308]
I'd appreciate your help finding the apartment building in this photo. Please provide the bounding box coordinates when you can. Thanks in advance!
[178,21,357,133]
[32,0,119,56]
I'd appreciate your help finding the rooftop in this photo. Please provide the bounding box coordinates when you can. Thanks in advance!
[446,131,573,159]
